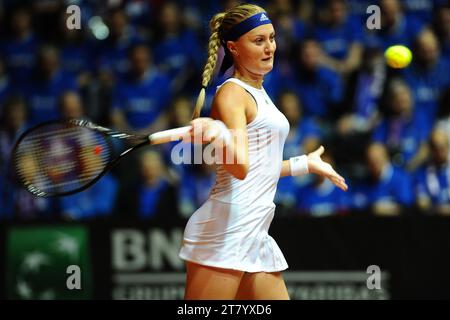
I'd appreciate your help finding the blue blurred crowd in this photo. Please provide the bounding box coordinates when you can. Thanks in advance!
[0,0,450,221]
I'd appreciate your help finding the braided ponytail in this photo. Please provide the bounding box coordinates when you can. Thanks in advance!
[191,4,266,119]
[192,13,225,119]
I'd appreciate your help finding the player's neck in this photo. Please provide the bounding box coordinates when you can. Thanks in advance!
[233,68,263,89]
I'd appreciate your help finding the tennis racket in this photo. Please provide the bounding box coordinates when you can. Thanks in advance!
[12,119,192,197]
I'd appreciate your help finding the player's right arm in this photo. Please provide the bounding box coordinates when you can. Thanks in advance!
[190,82,250,180]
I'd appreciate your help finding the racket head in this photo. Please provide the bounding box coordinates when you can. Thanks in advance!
[12,119,118,197]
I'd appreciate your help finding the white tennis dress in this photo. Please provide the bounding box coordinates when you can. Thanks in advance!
[179,78,290,272]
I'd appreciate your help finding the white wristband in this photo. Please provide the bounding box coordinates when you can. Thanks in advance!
[211,120,232,148]
[289,155,309,176]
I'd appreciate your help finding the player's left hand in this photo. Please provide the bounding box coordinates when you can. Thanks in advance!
[307,146,348,192]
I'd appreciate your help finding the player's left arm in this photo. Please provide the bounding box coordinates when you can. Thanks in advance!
[279,160,291,178]
[279,146,348,192]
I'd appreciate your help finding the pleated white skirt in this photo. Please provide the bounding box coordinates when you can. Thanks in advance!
[179,198,288,273]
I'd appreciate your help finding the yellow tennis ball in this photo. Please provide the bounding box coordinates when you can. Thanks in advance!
[384,45,413,69]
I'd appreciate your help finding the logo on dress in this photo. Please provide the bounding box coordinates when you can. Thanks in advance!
[260,13,269,21]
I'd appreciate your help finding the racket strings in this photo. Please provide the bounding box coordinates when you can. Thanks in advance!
[13,123,112,196]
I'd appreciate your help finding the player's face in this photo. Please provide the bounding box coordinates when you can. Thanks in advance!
[229,24,276,76]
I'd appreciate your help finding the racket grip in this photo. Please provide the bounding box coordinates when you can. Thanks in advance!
[148,125,192,145]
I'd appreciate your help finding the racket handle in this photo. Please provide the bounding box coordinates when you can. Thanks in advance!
[148,125,192,145]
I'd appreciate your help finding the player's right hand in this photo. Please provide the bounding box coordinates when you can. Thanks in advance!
[187,118,231,146]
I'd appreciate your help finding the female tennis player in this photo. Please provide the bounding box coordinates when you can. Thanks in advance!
[179,3,348,300]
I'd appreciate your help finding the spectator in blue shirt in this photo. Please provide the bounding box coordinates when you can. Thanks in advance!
[285,39,344,122]
[402,0,436,24]
[372,79,429,171]
[0,95,28,191]
[152,2,204,94]
[162,95,194,175]
[95,7,145,88]
[436,87,450,158]
[0,57,12,114]
[0,95,57,220]
[363,143,414,216]
[0,6,39,89]
[403,28,450,130]
[415,128,450,215]
[57,90,119,220]
[121,0,154,33]
[265,0,307,62]
[56,10,94,89]
[116,150,178,220]
[312,0,363,75]
[344,0,379,23]
[24,45,78,125]
[432,5,450,64]
[111,44,171,134]
[274,91,321,210]
[60,173,118,220]
[332,44,387,184]
[295,151,350,217]
[58,91,87,120]
[278,90,321,159]
[59,173,119,220]
[364,0,425,50]
[336,44,385,136]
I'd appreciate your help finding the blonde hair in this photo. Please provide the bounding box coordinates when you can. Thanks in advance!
[191,3,266,119]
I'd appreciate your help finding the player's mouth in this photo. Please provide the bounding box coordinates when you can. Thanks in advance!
[262,56,272,61]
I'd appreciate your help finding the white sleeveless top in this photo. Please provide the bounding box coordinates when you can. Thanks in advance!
[179,78,291,272]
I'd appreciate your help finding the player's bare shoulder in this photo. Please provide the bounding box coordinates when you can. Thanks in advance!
[212,81,251,121]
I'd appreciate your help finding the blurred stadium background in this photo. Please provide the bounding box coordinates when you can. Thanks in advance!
[0,0,450,299]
